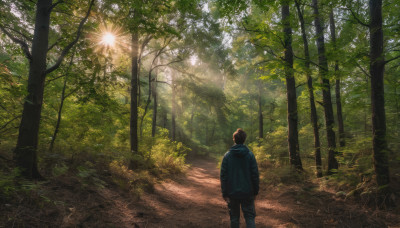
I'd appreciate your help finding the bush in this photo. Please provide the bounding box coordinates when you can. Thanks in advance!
[107,128,190,197]
[0,169,19,202]
[109,160,155,198]
[149,129,190,175]
[249,126,289,168]
[258,165,310,187]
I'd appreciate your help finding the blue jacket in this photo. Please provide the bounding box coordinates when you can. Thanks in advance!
[220,144,259,199]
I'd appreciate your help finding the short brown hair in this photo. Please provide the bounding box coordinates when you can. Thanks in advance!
[233,128,247,144]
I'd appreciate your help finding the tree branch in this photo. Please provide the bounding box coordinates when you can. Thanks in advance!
[0,25,32,61]
[242,22,285,47]
[346,7,369,27]
[152,58,183,70]
[254,60,273,65]
[355,61,371,78]
[47,39,61,52]
[296,82,306,88]
[49,0,64,12]
[0,102,8,112]
[45,0,95,75]
[3,25,33,42]
[138,35,153,64]
[148,37,173,70]
[294,54,321,68]
[385,55,400,64]
[64,87,81,99]
[154,80,171,85]
[46,74,66,83]
[249,41,282,60]
[0,115,21,131]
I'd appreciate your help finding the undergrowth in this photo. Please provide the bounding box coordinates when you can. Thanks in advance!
[248,134,399,208]
[1,127,191,207]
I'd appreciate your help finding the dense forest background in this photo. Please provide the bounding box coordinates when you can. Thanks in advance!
[0,0,399,226]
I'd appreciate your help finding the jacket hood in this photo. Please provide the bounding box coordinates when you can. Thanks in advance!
[230,144,249,157]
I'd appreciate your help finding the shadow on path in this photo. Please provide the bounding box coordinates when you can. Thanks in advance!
[129,158,397,228]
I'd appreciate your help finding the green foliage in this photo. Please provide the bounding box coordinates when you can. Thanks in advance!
[109,160,155,198]
[0,169,19,201]
[76,162,107,189]
[260,165,309,187]
[52,163,69,177]
[0,167,45,203]
[150,136,190,175]
[249,126,289,167]
[134,128,190,176]
[1,0,399,209]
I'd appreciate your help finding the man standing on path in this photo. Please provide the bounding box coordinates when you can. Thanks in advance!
[220,128,259,228]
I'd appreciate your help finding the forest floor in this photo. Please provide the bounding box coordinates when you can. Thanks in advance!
[2,157,400,227]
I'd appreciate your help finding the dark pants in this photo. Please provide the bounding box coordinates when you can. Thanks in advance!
[227,197,256,228]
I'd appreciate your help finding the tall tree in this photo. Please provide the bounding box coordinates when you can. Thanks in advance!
[171,71,177,141]
[282,0,302,170]
[139,37,185,137]
[258,83,263,139]
[0,0,94,178]
[102,0,199,163]
[151,64,158,138]
[130,31,139,158]
[369,0,390,200]
[312,0,338,174]
[48,54,75,153]
[295,0,322,177]
[329,8,345,148]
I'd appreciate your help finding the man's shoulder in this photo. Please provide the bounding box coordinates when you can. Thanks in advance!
[248,149,255,156]
[223,150,231,158]
[248,150,257,161]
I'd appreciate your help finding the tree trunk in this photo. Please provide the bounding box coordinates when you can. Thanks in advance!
[139,67,153,136]
[12,0,93,178]
[369,0,391,199]
[282,1,302,170]
[162,107,167,129]
[329,9,345,148]
[49,54,75,153]
[13,0,52,179]
[312,0,338,174]
[295,0,322,177]
[190,106,195,139]
[151,57,160,137]
[394,86,399,133]
[269,101,276,132]
[171,72,176,141]
[335,79,345,146]
[151,74,157,137]
[49,71,68,153]
[258,83,263,139]
[130,32,139,158]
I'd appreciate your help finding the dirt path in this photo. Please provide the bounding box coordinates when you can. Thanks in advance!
[133,158,229,227]
[127,158,398,228]
[2,158,399,227]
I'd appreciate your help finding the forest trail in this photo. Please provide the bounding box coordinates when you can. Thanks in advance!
[113,158,398,228]
[134,158,229,227]
[2,157,399,227]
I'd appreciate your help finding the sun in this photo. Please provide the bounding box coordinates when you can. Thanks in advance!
[89,23,129,56]
[100,32,116,47]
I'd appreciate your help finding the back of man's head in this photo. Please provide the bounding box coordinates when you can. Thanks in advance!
[233,128,247,144]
